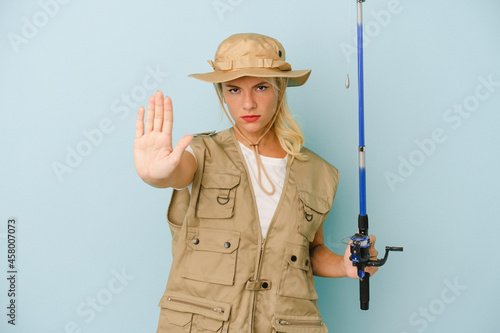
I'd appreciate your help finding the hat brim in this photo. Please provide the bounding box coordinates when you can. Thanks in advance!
[188,68,311,87]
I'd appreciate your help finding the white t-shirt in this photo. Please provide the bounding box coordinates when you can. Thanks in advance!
[185,142,287,239]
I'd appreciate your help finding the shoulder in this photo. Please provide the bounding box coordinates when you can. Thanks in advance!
[291,146,340,206]
[189,128,241,173]
[300,146,339,180]
[190,128,233,149]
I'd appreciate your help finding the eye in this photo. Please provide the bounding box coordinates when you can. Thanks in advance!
[227,88,239,93]
[256,85,269,91]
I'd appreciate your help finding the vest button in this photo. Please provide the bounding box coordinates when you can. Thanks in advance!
[192,238,200,245]
[262,282,269,289]
[291,255,297,262]
[305,259,309,266]
[224,242,231,248]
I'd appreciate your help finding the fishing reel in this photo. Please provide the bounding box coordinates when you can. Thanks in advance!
[349,214,403,310]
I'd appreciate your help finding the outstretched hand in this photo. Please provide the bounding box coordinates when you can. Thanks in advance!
[134,90,193,186]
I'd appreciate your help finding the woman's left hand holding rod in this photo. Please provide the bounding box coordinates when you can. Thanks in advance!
[342,235,379,278]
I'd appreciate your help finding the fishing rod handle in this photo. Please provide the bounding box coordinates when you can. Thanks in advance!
[360,272,370,310]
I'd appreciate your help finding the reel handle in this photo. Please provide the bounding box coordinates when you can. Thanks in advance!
[367,246,404,267]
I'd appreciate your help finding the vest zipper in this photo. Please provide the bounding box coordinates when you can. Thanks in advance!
[250,156,292,332]
[255,155,291,280]
[250,241,264,332]
[278,319,323,327]
[234,132,293,332]
[167,296,225,315]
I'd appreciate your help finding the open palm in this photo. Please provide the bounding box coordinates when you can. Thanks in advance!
[134,91,192,185]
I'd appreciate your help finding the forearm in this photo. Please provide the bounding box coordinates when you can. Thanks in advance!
[310,244,348,278]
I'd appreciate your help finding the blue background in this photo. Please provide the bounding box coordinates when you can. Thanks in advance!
[1,0,499,332]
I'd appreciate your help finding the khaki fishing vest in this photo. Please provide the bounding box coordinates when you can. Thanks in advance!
[157,128,339,333]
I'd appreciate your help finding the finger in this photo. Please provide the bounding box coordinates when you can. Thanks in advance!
[145,95,155,133]
[369,235,376,245]
[369,235,378,258]
[163,96,173,136]
[135,106,145,139]
[170,135,194,162]
[153,90,164,132]
[366,266,379,276]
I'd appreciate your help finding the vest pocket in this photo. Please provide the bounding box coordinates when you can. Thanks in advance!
[278,243,318,300]
[157,308,192,332]
[197,173,240,219]
[182,227,240,285]
[158,292,231,333]
[166,188,191,251]
[271,314,327,333]
[297,189,331,242]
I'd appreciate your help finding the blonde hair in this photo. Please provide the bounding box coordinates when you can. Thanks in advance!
[216,77,307,161]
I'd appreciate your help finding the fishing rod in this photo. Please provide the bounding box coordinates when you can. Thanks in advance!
[347,0,403,311]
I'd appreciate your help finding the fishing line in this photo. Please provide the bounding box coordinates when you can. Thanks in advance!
[346,0,352,89]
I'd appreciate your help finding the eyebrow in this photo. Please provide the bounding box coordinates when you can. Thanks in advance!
[224,81,269,88]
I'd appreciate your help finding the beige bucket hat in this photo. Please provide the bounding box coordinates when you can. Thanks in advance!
[189,33,311,87]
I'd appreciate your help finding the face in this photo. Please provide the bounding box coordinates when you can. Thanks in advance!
[221,76,279,140]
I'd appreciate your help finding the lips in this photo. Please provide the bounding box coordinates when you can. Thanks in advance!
[242,115,261,122]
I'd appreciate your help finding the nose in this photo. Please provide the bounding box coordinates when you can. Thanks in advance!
[242,91,256,111]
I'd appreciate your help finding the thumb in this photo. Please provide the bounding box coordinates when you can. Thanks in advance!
[170,134,194,161]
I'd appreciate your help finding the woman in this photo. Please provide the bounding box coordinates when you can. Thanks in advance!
[134,33,378,333]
